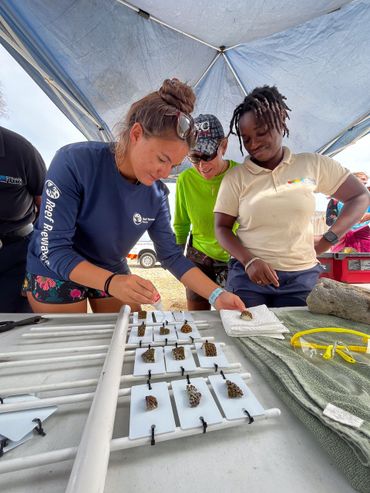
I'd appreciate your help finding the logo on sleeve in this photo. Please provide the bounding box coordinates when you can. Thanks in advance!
[45,180,61,200]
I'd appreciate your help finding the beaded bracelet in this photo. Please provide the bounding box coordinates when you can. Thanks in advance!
[208,287,225,307]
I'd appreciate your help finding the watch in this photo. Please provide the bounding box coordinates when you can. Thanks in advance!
[323,230,339,244]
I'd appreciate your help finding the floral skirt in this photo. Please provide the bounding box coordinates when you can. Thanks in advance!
[23,273,111,304]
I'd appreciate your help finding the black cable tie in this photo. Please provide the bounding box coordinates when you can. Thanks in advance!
[165,338,168,346]
[186,374,191,385]
[243,408,255,424]
[148,344,151,350]
[180,366,185,376]
[214,363,218,373]
[190,336,194,343]
[148,369,152,380]
[205,339,208,343]
[200,416,208,433]
[220,370,226,380]
[0,397,3,404]
[0,438,9,457]
[139,340,142,348]
[184,319,187,324]
[32,418,46,436]
[151,424,156,445]
[165,320,168,326]
[147,379,152,390]
[175,342,178,348]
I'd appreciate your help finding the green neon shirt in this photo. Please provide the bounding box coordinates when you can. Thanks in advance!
[174,160,239,262]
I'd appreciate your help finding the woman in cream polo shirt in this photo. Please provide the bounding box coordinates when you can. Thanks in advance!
[214,85,370,308]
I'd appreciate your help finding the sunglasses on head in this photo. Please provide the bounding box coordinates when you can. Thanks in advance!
[188,145,220,165]
[166,111,198,148]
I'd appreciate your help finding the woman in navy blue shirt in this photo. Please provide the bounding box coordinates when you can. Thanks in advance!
[26,79,245,314]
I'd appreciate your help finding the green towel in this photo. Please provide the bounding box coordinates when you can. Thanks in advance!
[236,310,370,493]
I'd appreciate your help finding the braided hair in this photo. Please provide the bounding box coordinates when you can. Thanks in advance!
[229,85,291,154]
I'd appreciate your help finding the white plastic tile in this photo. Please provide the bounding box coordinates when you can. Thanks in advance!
[153,324,178,342]
[152,311,175,323]
[0,432,33,453]
[171,377,223,430]
[128,325,153,344]
[175,321,201,340]
[129,382,176,440]
[164,345,197,373]
[133,347,166,376]
[208,374,265,420]
[172,311,194,322]
[195,343,231,368]
[0,395,57,441]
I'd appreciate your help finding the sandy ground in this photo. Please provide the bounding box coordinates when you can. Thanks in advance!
[128,260,187,311]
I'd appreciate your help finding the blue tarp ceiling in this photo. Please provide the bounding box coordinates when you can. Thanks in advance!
[0,0,369,164]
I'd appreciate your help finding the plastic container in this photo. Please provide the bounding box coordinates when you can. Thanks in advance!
[334,252,370,283]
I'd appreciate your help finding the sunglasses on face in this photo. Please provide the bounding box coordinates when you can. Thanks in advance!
[188,146,219,165]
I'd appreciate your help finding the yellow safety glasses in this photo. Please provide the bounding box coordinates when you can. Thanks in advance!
[290,328,370,364]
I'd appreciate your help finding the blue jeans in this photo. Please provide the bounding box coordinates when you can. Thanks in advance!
[226,259,323,308]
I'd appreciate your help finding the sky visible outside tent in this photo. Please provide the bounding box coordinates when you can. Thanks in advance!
[1,44,369,213]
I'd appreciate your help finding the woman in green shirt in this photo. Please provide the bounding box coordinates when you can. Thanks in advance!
[174,114,239,310]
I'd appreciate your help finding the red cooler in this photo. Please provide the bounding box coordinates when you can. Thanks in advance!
[334,253,370,283]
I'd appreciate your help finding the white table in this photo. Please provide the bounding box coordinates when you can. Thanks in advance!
[0,311,355,493]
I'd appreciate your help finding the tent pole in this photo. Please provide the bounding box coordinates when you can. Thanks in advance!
[193,52,222,89]
[222,53,247,96]
[317,112,370,154]
[116,0,219,51]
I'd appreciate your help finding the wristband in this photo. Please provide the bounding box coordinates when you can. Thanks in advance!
[208,287,225,307]
[244,257,260,273]
[104,273,118,295]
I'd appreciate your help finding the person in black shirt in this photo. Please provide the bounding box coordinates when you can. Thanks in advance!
[0,126,46,312]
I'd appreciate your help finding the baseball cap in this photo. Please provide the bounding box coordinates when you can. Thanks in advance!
[191,114,225,155]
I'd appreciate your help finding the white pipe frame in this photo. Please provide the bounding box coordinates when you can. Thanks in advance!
[65,305,130,493]
[0,372,280,475]
[0,366,245,414]
[0,339,221,369]
[0,363,242,400]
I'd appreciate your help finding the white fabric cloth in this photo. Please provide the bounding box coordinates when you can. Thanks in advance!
[220,305,290,339]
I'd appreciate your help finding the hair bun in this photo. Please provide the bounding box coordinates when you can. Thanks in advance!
[158,78,195,114]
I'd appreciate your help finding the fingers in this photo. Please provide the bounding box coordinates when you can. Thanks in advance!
[265,266,280,287]
[248,262,279,287]
[110,274,160,305]
[215,292,246,311]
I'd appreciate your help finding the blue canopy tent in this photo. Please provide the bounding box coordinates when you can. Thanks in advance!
[1,0,369,165]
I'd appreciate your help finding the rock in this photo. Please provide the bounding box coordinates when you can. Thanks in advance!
[186,384,201,407]
[226,380,244,398]
[180,320,192,333]
[138,322,146,337]
[159,325,170,335]
[145,395,158,411]
[202,341,217,357]
[172,346,185,360]
[240,309,253,321]
[306,278,370,324]
[142,347,155,363]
